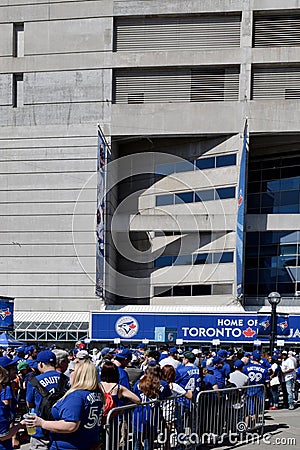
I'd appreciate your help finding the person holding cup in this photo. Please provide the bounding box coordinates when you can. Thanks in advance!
[23,360,104,450]
[0,366,28,450]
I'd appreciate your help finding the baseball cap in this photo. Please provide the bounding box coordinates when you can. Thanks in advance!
[233,360,244,370]
[252,350,261,361]
[183,351,196,362]
[169,347,178,354]
[0,356,18,368]
[244,352,252,357]
[137,343,145,349]
[75,350,90,360]
[217,349,229,359]
[192,349,200,355]
[115,349,132,360]
[17,361,29,371]
[282,350,288,355]
[36,350,56,364]
[101,347,110,357]
[212,356,224,366]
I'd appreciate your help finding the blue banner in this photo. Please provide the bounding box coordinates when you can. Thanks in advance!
[96,128,107,297]
[236,122,248,299]
[0,297,14,331]
[257,315,290,337]
[91,312,300,343]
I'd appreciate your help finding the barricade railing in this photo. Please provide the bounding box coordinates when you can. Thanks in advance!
[103,384,265,449]
[195,384,265,446]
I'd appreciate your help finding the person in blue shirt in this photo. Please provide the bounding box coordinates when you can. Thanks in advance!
[212,356,227,389]
[26,350,61,449]
[217,350,231,377]
[113,349,132,390]
[294,365,300,403]
[24,360,104,450]
[133,363,172,450]
[0,366,27,450]
[175,351,200,397]
[243,350,269,427]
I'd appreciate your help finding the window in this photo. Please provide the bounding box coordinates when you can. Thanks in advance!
[173,285,192,296]
[196,157,215,170]
[216,186,235,199]
[13,23,24,57]
[12,74,24,107]
[156,194,173,206]
[195,189,214,202]
[175,192,194,204]
[192,285,211,295]
[216,154,236,167]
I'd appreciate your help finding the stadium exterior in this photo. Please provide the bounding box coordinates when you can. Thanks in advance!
[0,0,299,346]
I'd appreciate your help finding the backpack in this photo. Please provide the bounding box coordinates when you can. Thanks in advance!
[29,373,69,421]
[100,383,118,424]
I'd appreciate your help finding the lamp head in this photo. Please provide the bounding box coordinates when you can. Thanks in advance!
[268,292,281,306]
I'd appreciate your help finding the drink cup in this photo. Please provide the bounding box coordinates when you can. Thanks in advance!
[24,413,36,435]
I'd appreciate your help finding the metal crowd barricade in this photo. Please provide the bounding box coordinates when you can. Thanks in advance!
[103,385,265,449]
[104,395,195,450]
[195,384,265,446]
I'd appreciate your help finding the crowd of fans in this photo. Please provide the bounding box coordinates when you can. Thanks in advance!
[0,341,299,449]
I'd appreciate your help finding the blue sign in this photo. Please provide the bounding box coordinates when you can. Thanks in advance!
[91,313,300,343]
[0,297,14,331]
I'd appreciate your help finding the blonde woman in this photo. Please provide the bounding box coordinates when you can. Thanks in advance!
[24,360,103,450]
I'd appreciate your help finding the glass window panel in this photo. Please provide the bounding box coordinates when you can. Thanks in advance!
[49,322,61,330]
[58,322,70,329]
[27,331,36,340]
[248,182,261,193]
[173,254,192,265]
[196,157,215,170]
[156,194,173,206]
[247,194,260,209]
[257,283,276,295]
[216,186,235,199]
[245,268,258,281]
[78,332,88,340]
[175,161,194,173]
[246,232,260,246]
[38,323,49,329]
[248,257,259,268]
[154,256,173,268]
[16,331,26,340]
[279,231,300,244]
[154,287,172,297]
[258,268,276,283]
[212,284,232,295]
[280,176,300,190]
[277,283,294,295]
[259,232,278,245]
[266,179,281,192]
[261,206,276,214]
[280,245,297,255]
[155,163,174,175]
[211,252,222,264]
[281,166,300,180]
[245,284,258,295]
[195,189,214,202]
[67,332,78,340]
[247,246,259,256]
[173,285,191,296]
[69,322,81,329]
[194,253,208,264]
[277,268,293,283]
[262,168,280,181]
[36,332,46,340]
[47,331,56,340]
[175,192,194,204]
[57,332,67,341]
[219,252,234,263]
[278,205,299,213]
[280,190,299,206]
[259,256,277,268]
[216,154,236,167]
[192,284,212,295]
[78,323,89,330]
[261,192,277,207]
[248,170,261,183]
[261,159,278,169]
[260,245,278,256]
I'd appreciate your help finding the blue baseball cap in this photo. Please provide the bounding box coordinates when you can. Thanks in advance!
[36,350,56,364]
[0,356,19,368]
[217,349,229,359]
[137,343,145,349]
[234,360,244,370]
[169,347,178,354]
[212,356,224,365]
[115,349,132,360]
[252,350,261,361]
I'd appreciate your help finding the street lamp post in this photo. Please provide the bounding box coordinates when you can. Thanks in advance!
[268,292,282,356]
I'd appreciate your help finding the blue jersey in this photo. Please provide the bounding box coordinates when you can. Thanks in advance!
[0,401,12,450]
[51,390,103,450]
[133,380,171,432]
[213,366,227,389]
[118,367,131,390]
[203,373,217,390]
[243,363,269,397]
[175,364,200,393]
[26,370,60,439]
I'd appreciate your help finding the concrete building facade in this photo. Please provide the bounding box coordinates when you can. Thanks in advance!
[0,0,299,343]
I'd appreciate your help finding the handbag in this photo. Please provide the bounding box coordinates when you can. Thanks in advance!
[270,376,280,386]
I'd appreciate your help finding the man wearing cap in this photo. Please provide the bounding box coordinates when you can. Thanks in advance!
[243,350,269,425]
[228,360,249,388]
[281,351,296,409]
[113,349,132,390]
[159,347,181,369]
[175,351,200,397]
[26,350,60,449]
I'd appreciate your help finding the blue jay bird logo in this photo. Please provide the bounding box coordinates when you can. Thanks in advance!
[115,316,139,338]
[259,320,270,330]
[0,308,11,321]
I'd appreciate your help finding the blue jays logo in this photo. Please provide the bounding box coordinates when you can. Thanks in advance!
[115,316,139,338]
[0,308,11,321]
[238,189,243,207]
[278,321,288,332]
[259,320,270,330]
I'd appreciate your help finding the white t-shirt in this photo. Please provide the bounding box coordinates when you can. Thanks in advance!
[281,358,295,382]
[159,356,181,369]
[229,371,249,388]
